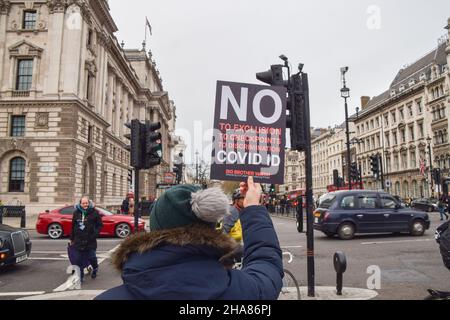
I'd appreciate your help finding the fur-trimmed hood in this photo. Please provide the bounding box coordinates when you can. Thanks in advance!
[112,224,239,271]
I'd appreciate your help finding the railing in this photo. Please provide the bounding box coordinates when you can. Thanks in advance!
[12,91,30,98]
[0,206,26,228]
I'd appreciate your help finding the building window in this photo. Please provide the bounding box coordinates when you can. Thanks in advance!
[385,133,390,147]
[409,126,414,141]
[16,59,33,91]
[410,150,416,168]
[391,111,396,123]
[407,105,413,117]
[10,115,25,137]
[9,157,26,192]
[401,129,406,143]
[417,100,423,114]
[386,157,391,172]
[23,10,37,30]
[393,131,398,145]
[399,108,404,121]
[418,123,424,138]
[384,114,389,127]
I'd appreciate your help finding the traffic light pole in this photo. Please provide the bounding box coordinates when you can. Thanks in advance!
[379,154,385,191]
[302,73,315,297]
[134,169,140,233]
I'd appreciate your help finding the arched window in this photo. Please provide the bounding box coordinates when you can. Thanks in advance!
[402,181,409,198]
[412,180,418,198]
[9,157,26,192]
[395,182,401,196]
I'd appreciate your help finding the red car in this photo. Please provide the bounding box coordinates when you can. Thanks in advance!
[36,206,146,239]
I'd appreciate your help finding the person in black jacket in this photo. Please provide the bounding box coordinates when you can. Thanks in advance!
[71,196,103,282]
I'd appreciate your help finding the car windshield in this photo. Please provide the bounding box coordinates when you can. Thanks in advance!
[318,194,336,209]
[96,207,114,216]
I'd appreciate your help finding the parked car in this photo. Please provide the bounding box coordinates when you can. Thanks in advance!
[36,206,146,239]
[410,198,439,212]
[0,224,32,268]
[314,190,431,240]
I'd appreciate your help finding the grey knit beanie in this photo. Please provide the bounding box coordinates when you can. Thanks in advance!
[150,185,230,231]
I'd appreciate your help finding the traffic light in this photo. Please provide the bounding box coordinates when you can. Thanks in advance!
[269,184,276,195]
[124,120,143,168]
[256,65,285,86]
[127,169,133,185]
[288,73,308,151]
[256,64,308,151]
[144,121,162,169]
[350,162,359,182]
[370,155,380,179]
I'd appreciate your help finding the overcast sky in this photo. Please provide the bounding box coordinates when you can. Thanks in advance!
[109,0,450,164]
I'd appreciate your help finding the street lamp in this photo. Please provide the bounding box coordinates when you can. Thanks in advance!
[340,66,352,190]
[427,136,433,197]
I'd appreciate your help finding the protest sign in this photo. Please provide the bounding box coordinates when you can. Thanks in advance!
[210,80,286,184]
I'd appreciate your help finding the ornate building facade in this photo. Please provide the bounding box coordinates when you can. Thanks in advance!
[354,23,450,198]
[0,0,179,214]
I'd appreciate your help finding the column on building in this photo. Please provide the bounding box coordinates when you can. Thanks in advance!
[61,5,85,97]
[43,5,65,96]
[115,78,122,137]
[106,71,114,130]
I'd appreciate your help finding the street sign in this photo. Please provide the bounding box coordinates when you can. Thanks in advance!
[210,80,286,184]
[163,172,176,184]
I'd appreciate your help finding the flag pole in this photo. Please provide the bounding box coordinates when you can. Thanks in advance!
[144,16,147,50]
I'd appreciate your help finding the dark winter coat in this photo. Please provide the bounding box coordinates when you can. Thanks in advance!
[71,204,103,251]
[95,205,283,300]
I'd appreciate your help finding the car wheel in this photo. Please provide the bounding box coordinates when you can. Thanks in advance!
[48,223,63,239]
[410,220,426,236]
[337,223,355,240]
[115,223,131,239]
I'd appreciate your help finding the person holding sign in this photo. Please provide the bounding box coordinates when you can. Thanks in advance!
[95,177,283,300]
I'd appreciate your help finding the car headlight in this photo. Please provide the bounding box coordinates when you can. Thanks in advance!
[21,230,30,240]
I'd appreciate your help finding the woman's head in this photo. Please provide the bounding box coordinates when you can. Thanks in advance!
[150,185,229,231]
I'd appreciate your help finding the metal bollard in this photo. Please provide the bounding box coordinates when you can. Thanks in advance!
[333,251,347,296]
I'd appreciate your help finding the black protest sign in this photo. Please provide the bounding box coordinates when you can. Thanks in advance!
[211,80,286,184]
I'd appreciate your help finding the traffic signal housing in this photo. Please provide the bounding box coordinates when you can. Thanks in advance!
[144,121,162,169]
[350,162,359,182]
[125,120,163,170]
[124,120,143,168]
[370,155,380,179]
[256,65,285,86]
[256,64,308,152]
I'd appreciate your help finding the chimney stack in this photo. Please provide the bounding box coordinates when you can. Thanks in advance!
[361,96,371,109]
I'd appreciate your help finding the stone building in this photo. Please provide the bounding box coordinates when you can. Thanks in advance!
[0,0,179,214]
[353,22,450,198]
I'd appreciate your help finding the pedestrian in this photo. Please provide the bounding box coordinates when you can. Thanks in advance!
[221,189,244,243]
[441,193,450,221]
[120,197,129,215]
[95,177,283,300]
[128,197,135,217]
[70,196,103,282]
